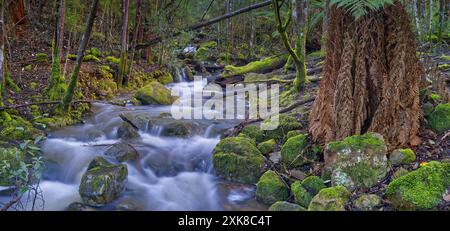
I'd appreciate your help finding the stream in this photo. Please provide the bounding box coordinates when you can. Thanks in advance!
[28,74,267,211]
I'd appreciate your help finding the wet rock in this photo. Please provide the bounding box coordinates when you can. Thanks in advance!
[65,202,97,211]
[281,134,314,167]
[105,142,139,162]
[213,137,266,184]
[240,125,266,143]
[161,121,201,138]
[291,176,326,208]
[79,157,128,207]
[132,81,177,105]
[393,167,409,179]
[117,123,140,140]
[269,152,281,164]
[287,130,303,140]
[268,201,306,211]
[325,133,388,191]
[386,161,449,211]
[262,114,302,142]
[390,149,416,165]
[308,186,351,211]
[115,198,142,211]
[256,171,289,205]
[354,194,382,211]
[86,129,105,141]
[257,139,276,155]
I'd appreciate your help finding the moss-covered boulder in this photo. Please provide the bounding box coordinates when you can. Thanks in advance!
[257,139,276,155]
[262,114,302,142]
[241,125,266,143]
[325,133,388,191]
[353,194,382,211]
[117,123,140,140]
[132,82,177,105]
[427,103,450,133]
[308,186,351,211]
[105,142,139,163]
[389,149,416,165]
[213,137,266,184]
[161,121,201,138]
[268,201,306,211]
[291,176,326,207]
[287,130,302,140]
[79,157,128,207]
[223,54,288,77]
[0,148,24,186]
[386,161,450,211]
[256,170,289,205]
[281,134,314,167]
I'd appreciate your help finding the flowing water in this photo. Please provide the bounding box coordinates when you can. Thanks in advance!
[17,75,267,211]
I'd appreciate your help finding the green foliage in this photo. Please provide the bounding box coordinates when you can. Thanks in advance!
[106,56,120,64]
[330,0,395,19]
[35,53,48,63]
[427,103,450,133]
[256,170,289,205]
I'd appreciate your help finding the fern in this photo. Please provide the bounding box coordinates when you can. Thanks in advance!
[330,0,396,18]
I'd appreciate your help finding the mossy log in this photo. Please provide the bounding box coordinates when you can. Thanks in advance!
[222,54,289,78]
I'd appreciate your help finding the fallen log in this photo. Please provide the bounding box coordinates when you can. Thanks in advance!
[0,100,126,111]
[222,54,289,78]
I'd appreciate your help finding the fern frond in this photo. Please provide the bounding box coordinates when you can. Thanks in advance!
[330,0,395,18]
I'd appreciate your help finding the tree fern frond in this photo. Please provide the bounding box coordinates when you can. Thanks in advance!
[330,0,395,18]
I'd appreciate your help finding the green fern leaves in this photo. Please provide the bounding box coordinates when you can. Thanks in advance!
[330,0,395,18]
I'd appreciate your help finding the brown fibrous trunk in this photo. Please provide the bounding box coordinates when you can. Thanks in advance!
[309,2,423,154]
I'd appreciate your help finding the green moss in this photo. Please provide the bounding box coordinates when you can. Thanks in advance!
[291,181,312,207]
[353,194,382,211]
[132,82,177,105]
[241,125,266,143]
[195,47,209,61]
[430,93,441,102]
[268,201,306,211]
[393,167,409,179]
[24,64,33,71]
[287,130,302,139]
[306,50,325,59]
[0,148,24,186]
[223,54,289,77]
[106,56,120,64]
[200,41,218,49]
[29,82,38,90]
[36,53,48,63]
[67,54,77,60]
[0,115,37,141]
[257,139,277,155]
[256,170,289,205]
[439,63,450,71]
[440,55,450,61]
[301,176,326,196]
[280,134,311,167]
[390,149,416,165]
[213,137,266,184]
[308,186,351,211]
[83,54,100,62]
[327,133,386,154]
[88,47,102,57]
[427,103,450,133]
[262,114,302,142]
[386,161,448,211]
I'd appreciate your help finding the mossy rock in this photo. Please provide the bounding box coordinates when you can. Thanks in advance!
[133,82,177,105]
[213,137,266,184]
[268,201,306,211]
[161,121,201,138]
[353,194,382,211]
[427,103,450,133]
[308,186,351,211]
[291,176,326,207]
[389,149,416,165]
[326,133,388,190]
[223,54,289,77]
[386,161,450,211]
[36,53,48,63]
[106,56,120,64]
[287,130,302,139]
[195,47,209,61]
[262,114,302,142]
[83,54,101,62]
[256,170,289,205]
[280,134,313,167]
[393,167,409,179]
[79,157,128,207]
[440,55,450,61]
[0,115,37,141]
[438,63,450,71]
[0,148,24,186]
[117,123,140,140]
[241,125,266,143]
[257,139,276,155]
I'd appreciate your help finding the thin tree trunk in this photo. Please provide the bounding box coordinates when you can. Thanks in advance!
[293,0,308,91]
[125,0,142,87]
[58,0,66,61]
[117,0,129,87]
[413,0,421,37]
[0,0,6,105]
[429,0,433,35]
[420,0,426,39]
[61,0,99,111]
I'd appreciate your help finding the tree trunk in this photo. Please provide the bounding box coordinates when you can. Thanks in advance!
[412,0,421,37]
[292,0,308,91]
[309,3,423,155]
[58,0,66,61]
[61,0,99,111]
[321,0,330,51]
[124,0,142,87]
[7,0,27,37]
[0,0,6,105]
[429,0,433,35]
[117,0,129,87]
[437,0,447,41]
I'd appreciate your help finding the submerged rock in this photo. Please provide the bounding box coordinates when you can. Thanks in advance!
[212,137,266,184]
[386,161,449,211]
[132,81,177,105]
[79,157,128,207]
[353,194,382,211]
[65,202,97,211]
[268,201,305,211]
[325,133,388,191]
[308,186,351,211]
[256,170,289,205]
[161,121,201,138]
[105,142,139,162]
